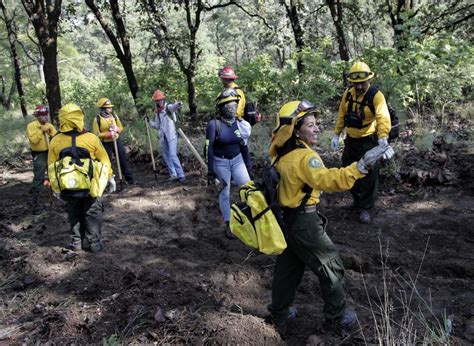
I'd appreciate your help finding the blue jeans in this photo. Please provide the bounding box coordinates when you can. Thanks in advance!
[161,134,184,178]
[213,154,251,222]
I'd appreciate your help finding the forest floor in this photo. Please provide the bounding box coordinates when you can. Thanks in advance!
[0,126,473,345]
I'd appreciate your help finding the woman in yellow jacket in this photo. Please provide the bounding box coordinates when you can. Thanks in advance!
[266,100,389,335]
[92,98,134,185]
[26,104,57,213]
[48,103,115,253]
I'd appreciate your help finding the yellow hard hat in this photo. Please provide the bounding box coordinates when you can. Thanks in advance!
[216,88,240,106]
[347,61,374,83]
[96,97,114,108]
[269,100,319,157]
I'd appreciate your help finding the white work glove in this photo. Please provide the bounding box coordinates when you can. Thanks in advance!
[378,138,395,160]
[331,134,340,150]
[357,143,390,174]
[108,176,116,193]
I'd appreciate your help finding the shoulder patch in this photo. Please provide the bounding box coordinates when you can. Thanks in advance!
[308,157,322,169]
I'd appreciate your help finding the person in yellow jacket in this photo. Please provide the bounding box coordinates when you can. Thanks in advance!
[331,61,394,223]
[26,104,57,213]
[48,103,115,253]
[266,100,390,336]
[92,98,134,185]
[218,66,246,119]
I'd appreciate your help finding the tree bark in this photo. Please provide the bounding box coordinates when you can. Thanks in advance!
[21,0,62,123]
[326,0,349,61]
[282,0,305,75]
[85,0,140,113]
[0,0,27,115]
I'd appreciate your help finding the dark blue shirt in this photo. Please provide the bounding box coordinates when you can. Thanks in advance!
[206,119,251,173]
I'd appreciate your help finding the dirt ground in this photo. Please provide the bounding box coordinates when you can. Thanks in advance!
[0,132,473,345]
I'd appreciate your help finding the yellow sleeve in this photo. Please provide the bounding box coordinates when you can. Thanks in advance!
[299,153,365,193]
[236,88,246,119]
[373,92,391,139]
[114,115,124,132]
[334,90,348,134]
[26,122,43,145]
[47,123,58,137]
[93,138,113,177]
[47,137,59,165]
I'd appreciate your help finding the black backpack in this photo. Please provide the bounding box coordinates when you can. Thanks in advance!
[258,148,312,238]
[345,86,399,140]
[243,101,262,126]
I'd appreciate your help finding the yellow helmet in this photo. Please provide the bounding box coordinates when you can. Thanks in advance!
[347,61,374,83]
[96,97,114,108]
[216,88,240,106]
[269,100,319,157]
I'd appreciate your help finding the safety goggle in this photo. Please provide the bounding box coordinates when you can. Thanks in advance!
[348,71,371,80]
[280,100,317,125]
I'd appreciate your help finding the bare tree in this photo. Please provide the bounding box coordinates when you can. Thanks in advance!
[0,0,27,115]
[21,0,62,123]
[85,0,140,112]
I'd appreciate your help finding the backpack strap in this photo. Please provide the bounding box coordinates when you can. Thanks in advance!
[346,86,378,115]
[273,147,313,210]
[96,113,119,129]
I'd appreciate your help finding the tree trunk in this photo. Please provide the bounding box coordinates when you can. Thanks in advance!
[186,70,197,118]
[85,0,141,113]
[21,0,62,123]
[1,0,28,116]
[283,1,305,75]
[326,0,350,61]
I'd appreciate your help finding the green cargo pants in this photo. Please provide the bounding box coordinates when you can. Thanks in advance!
[63,196,104,252]
[342,135,380,209]
[268,211,346,325]
[30,151,48,198]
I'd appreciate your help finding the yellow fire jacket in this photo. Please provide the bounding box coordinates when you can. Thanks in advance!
[334,86,391,139]
[26,120,57,152]
[91,113,124,143]
[275,142,365,208]
[219,81,246,119]
[48,131,113,178]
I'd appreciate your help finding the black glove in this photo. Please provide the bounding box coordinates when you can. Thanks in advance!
[207,172,217,186]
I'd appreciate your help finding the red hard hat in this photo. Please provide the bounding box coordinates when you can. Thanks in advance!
[152,89,166,101]
[219,66,238,80]
[33,104,48,116]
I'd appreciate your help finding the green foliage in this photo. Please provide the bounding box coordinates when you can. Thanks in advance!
[102,334,119,346]
[0,112,31,163]
[362,34,474,116]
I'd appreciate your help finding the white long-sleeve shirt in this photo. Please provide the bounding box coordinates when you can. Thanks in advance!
[149,102,181,141]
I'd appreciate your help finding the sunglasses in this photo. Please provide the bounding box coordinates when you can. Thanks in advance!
[348,71,371,80]
[279,99,317,125]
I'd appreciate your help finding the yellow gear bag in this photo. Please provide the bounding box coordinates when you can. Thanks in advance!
[48,132,109,198]
[230,181,287,255]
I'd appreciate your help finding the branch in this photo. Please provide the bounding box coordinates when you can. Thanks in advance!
[204,0,272,30]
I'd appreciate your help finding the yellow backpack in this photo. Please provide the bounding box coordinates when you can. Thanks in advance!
[230,181,287,255]
[48,132,109,198]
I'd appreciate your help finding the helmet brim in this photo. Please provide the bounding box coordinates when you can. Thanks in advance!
[220,75,238,80]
